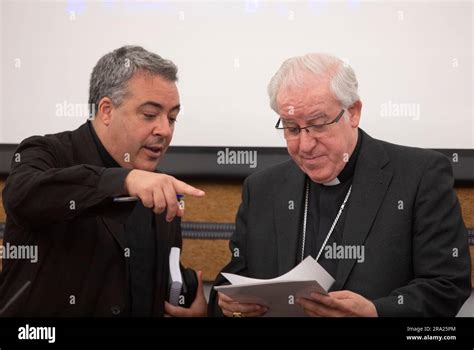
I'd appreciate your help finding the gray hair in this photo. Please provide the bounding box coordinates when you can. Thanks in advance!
[88,45,178,117]
[267,53,359,113]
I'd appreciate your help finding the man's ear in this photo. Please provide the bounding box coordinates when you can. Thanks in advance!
[347,100,362,128]
[97,97,114,126]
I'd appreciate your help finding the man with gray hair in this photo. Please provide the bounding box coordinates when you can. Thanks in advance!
[210,53,471,317]
[0,46,207,317]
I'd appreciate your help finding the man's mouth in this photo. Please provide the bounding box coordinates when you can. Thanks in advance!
[143,145,163,157]
[302,154,325,161]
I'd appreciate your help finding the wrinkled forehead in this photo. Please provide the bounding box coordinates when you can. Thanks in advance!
[276,78,335,117]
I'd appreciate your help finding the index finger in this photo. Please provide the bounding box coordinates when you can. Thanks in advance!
[173,179,205,197]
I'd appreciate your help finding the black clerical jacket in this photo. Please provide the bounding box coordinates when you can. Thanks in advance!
[209,129,471,317]
[0,123,181,316]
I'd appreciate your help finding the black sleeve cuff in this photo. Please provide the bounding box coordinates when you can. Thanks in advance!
[97,167,132,197]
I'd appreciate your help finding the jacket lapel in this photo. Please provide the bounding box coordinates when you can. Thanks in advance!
[332,131,393,290]
[274,162,307,275]
[101,216,127,250]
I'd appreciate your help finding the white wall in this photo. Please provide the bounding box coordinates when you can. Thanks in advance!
[1,0,473,148]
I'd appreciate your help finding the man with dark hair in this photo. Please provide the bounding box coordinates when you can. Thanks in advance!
[0,46,206,317]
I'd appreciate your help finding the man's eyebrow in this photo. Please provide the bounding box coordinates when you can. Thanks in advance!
[139,101,181,112]
[281,113,327,124]
[139,101,163,109]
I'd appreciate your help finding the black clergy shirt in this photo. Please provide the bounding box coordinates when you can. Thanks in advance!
[88,122,156,317]
[302,129,363,278]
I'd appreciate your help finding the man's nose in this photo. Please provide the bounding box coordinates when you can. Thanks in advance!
[298,129,317,153]
[152,114,172,138]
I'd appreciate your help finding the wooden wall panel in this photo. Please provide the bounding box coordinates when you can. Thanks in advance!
[456,188,474,228]
[181,239,230,282]
[181,179,242,223]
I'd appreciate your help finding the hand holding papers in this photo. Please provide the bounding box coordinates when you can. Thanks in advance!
[214,256,335,317]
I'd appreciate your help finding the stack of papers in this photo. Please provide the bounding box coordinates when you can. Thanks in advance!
[214,256,335,317]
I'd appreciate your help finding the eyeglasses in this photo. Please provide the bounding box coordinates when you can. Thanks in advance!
[275,109,345,140]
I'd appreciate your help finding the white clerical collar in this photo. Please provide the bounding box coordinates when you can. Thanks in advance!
[322,177,341,186]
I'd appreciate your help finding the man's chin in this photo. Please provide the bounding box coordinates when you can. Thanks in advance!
[303,167,335,184]
[133,159,161,172]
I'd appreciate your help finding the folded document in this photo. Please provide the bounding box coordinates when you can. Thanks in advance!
[214,256,335,317]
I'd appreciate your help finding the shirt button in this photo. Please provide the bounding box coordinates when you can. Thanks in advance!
[110,305,121,315]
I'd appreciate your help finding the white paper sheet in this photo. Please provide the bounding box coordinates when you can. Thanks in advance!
[214,256,335,317]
